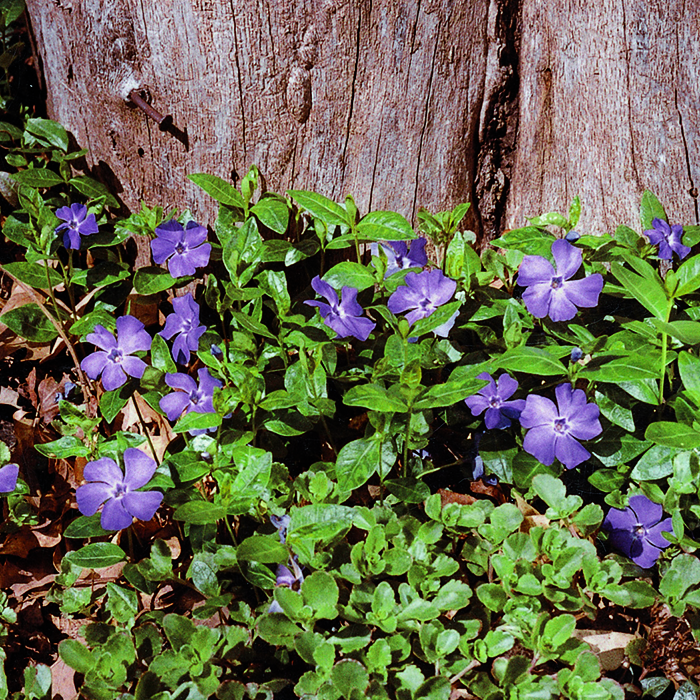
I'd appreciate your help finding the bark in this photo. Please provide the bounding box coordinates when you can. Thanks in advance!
[24,0,700,239]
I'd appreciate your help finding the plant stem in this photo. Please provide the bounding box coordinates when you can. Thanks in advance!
[132,394,158,462]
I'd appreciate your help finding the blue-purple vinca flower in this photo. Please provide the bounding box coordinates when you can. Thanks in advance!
[81,316,152,392]
[603,494,673,568]
[269,558,305,613]
[76,448,163,531]
[55,203,99,250]
[159,368,223,422]
[159,293,207,365]
[371,238,428,277]
[517,239,604,323]
[0,464,18,493]
[644,218,690,260]
[305,276,375,342]
[520,383,602,470]
[388,269,457,332]
[152,219,212,278]
[465,372,526,430]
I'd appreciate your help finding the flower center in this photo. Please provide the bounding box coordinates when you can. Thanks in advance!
[488,396,501,409]
[112,482,128,499]
[551,276,564,289]
[189,390,203,406]
[175,241,187,254]
[107,348,124,363]
[553,417,568,433]
[634,523,646,537]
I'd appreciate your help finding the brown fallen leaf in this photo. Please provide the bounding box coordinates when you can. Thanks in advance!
[572,629,638,671]
[49,658,78,700]
[438,489,477,506]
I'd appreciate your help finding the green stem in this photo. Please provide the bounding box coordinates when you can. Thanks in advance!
[131,395,159,462]
[659,297,674,404]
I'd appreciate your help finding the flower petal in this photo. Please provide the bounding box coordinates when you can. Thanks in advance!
[465,394,490,416]
[86,325,117,351]
[495,373,518,401]
[121,356,148,379]
[645,518,674,549]
[523,425,556,465]
[566,404,602,440]
[520,394,558,429]
[81,351,109,380]
[76,482,113,516]
[123,448,157,489]
[522,283,553,319]
[184,243,212,271]
[123,491,163,521]
[517,255,555,286]
[602,506,637,533]
[183,221,208,247]
[165,373,198,393]
[563,275,604,309]
[151,237,176,264]
[631,539,664,569]
[101,497,134,530]
[551,239,582,280]
[554,433,590,469]
[0,463,18,492]
[311,276,339,307]
[160,392,192,422]
[155,219,185,243]
[117,316,152,354]
[83,457,123,484]
[168,253,196,278]
[628,495,663,527]
[547,288,579,322]
[101,363,127,392]
[485,407,510,430]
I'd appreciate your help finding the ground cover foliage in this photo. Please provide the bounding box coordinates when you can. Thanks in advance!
[4,11,700,700]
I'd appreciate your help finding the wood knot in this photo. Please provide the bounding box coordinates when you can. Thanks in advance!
[286,67,312,124]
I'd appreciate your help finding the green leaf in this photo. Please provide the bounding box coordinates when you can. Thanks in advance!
[582,355,660,382]
[383,478,430,503]
[543,614,576,649]
[343,384,409,413]
[236,536,288,563]
[288,504,354,542]
[100,385,132,424]
[602,581,658,608]
[413,677,451,700]
[173,501,227,524]
[3,261,62,289]
[645,422,700,449]
[640,190,667,232]
[34,436,89,459]
[69,176,120,207]
[650,319,700,346]
[0,303,59,343]
[287,190,350,227]
[679,352,700,394]
[64,514,108,539]
[336,438,395,492]
[357,210,415,241]
[26,118,69,151]
[173,410,222,434]
[675,254,700,296]
[409,300,461,339]
[331,660,369,699]
[611,262,668,321]
[151,333,177,373]
[59,639,94,674]
[414,376,488,410]
[630,445,676,480]
[492,226,556,257]
[133,266,177,295]
[188,173,244,208]
[70,309,115,337]
[251,196,289,234]
[302,571,339,618]
[476,583,507,612]
[495,347,566,377]
[11,169,65,188]
[323,261,376,291]
[67,543,126,569]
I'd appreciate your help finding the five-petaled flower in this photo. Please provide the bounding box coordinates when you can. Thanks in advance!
[269,558,304,613]
[159,368,223,422]
[371,238,428,277]
[643,218,691,260]
[520,383,602,470]
[76,448,163,531]
[159,293,207,365]
[388,268,457,327]
[152,219,212,278]
[55,203,99,250]
[465,372,526,430]
[0,464,18,493]
[305,276,375,342]
[516,239,604,322]
[81,316,152,392]
[603,494,674,568]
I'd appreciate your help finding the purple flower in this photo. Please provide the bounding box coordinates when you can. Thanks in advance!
[81,316,152,392]
[516,240,604,322]
[271,514,291,543]
[159,293,207,365]
[152,219,212,278]
[305,276,375,342]
[603,495,673,568]
[269,558,304,613]
[55,203,99,250]
[159,368,223,422]
[0,464,18,493]
[388,269,457,326]
[76,448,163,531]
[371,238,428,277]
[465,372,526,429]
[520,383,602,470]
[644,218,691,260]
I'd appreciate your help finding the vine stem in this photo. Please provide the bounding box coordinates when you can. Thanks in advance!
[0,263,94,400]
[131,394,158,462]
[659,296,674,404]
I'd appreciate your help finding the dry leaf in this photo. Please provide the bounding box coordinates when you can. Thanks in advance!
[573,629,638,671]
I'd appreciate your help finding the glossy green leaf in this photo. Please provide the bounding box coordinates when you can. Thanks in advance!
[3,261,62,289]
[287,190,350,227]
[236,536,288,563]
[189,173,244,208]
[11,168,65,188]
[173,501,227,524]
[645,422,700,449]
[67,543,127,569]
[133,266,177,294]
[323,261,376,291]
[0,303,59,343]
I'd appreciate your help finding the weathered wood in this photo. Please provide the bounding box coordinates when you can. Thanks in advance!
[25,0,489,230]
[25,0,700,239]
[506,0,700,234]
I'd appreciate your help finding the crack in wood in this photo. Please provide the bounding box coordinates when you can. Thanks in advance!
[229,0,247,159]
[675,88,699,225]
